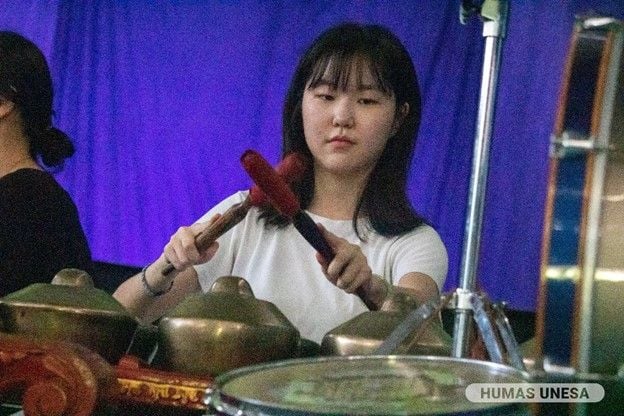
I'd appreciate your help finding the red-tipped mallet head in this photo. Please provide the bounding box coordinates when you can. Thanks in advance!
[241,150,300,217]
[248,151,308,206]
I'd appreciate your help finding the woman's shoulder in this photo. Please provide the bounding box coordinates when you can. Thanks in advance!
[402,223,442,239]
[2,168,62,197]
[1,169,77,217]
[1,168,62,193]
[395,224,446,250]
[370,223,447,259]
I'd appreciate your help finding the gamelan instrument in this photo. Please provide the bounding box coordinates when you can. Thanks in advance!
[529,13,624,415]
[205,356,529,416]
[10,6,624,416]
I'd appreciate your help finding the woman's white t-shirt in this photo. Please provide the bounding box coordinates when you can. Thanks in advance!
[194,191,448,343]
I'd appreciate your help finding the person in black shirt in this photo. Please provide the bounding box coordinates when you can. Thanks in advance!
[0,31,92,296]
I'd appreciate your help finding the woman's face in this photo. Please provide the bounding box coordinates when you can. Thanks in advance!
[301,62,403,179]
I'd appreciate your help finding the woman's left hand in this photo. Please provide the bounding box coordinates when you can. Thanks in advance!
[315,224,372,293]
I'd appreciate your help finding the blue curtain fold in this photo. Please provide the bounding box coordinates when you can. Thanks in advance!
[2,0,623,311]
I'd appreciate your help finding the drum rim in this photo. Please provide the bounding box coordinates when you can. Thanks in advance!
[214,355,531,384]
[209,355,531,415]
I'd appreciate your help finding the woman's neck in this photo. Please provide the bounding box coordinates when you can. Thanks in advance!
[0,131,39,178]
[307,169,369,220]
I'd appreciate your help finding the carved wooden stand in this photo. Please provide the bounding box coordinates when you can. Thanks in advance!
[0,334,118,416]
[115,355,213,411]
[0,334,215,415]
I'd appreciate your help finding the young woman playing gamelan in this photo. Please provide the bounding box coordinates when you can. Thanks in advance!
[114,23,447,343]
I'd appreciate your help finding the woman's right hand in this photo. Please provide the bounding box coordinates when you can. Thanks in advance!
[162,214,221,272]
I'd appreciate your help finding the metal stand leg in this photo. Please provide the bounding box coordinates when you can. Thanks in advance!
[452,0,511,358]
[375,290,526,371]
[375,1,526,372]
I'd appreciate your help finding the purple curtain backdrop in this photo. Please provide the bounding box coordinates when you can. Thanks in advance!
[2,1,623,311]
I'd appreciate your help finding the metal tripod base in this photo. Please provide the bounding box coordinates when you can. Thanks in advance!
[450,289,525,370]
[375,289,526,372]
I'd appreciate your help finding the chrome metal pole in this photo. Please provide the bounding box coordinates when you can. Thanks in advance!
[451,0,509,358]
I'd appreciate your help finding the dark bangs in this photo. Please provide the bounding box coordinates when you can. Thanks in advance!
[306,52,394,96]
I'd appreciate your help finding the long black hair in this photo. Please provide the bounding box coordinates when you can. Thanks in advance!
[264,23,426,238]
[0,31,74,168]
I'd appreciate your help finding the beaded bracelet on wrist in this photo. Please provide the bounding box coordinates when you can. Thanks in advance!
[141,263,174,297]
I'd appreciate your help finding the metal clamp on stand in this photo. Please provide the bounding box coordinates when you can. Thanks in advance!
[550,130,612,158]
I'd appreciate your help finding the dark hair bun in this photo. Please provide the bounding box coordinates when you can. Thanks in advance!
[33,126,75,167]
